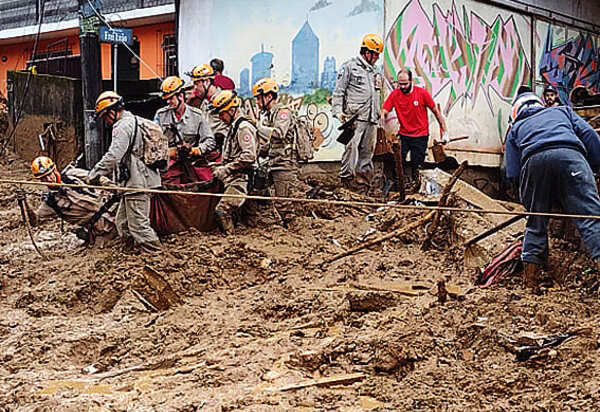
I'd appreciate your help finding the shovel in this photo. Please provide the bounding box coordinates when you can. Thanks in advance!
[463,214,526,267]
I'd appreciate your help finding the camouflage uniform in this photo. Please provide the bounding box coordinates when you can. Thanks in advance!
[216,116,258,230]
[332,55,381,188]
[31,165,117,245]
[256,105,300,224]
[154,103,216,157]
[89,110,161,250]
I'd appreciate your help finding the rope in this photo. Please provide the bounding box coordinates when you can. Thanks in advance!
[2,178,600,221]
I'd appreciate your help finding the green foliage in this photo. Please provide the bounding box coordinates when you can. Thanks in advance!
[302,88,332,105]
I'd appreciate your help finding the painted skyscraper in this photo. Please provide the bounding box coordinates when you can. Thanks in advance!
[238,68,250,97]
[251,44,273,86]
[320,56,337,92]
[289,20,319,94]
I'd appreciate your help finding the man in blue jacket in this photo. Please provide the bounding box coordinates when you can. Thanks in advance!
[505,88,600,292]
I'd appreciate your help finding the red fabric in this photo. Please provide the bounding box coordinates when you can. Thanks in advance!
[150,161,221,235]
[383,86,436,137]
[475,239,523,288]
[213,74,235,90]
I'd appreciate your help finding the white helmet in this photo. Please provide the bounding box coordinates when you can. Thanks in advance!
[510,92,543,123]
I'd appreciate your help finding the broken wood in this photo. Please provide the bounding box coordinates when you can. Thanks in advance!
[421,161,468,250]
[462,214,526,247]
[267,372,365,392]
[391,140,405,201]
[131,265,183,312]
[322,211,435,266]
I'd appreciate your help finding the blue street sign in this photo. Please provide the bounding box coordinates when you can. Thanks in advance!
[99,26,133,45]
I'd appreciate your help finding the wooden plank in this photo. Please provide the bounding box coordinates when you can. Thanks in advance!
[267,373,365,392]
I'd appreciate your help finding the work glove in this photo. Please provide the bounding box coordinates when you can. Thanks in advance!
[169,147,178,159]
[212,165,230,182]
[189,147,202,157]
[441,133,450,144]
[85,174,101,186]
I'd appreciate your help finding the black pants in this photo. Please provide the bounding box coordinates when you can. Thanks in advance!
[400,134,429,178]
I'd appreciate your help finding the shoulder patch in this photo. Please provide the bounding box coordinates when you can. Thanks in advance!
[279,110,289,120]
[242,133,251,143]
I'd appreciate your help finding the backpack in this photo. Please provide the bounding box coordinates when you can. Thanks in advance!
[134,116,169,171]
[291,113,315,163]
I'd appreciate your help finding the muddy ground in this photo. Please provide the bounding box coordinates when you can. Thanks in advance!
[1,152,600,411]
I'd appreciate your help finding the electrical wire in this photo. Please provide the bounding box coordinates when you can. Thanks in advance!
[86,0,163,80]
[3,178,600,221]
[0,0,47,156]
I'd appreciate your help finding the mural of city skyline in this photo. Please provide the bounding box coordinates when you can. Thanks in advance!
[236,20,338,97]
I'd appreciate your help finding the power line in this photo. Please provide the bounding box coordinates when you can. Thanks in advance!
[86,0,163,80]
[1,0,47,157]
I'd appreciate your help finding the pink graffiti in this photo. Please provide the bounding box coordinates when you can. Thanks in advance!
[385,0,531,114]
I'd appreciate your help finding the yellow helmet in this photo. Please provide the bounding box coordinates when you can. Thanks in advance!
[31,156,56,179]
[361,33,384,54]
[95,91,123,117]
[252,78,279,97]
[211,90,240,114]
[160,76,185,99]
[190,64,215,81]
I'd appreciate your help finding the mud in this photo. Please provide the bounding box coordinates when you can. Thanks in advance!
[1,153,600,410]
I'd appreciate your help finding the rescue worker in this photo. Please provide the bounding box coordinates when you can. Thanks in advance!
[24,156,118,246]
[187,64,230,150]
[542,84,562,107]
[253,77,300,226]
[332,33,383,193]
[505,89,600,292]
[210,90,258,234]
[154,76,217,165]
[89,91,162,253]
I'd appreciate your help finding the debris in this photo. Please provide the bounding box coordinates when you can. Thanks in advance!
[475,238,523,288]
[266,372,365,391]
[422,160,468,250]
[322,211,435,265]
[437,280,447,304]
[131,265,183,312]
[499,328,592,361]
[347,290,397,312]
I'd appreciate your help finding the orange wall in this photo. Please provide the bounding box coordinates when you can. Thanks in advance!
[0,21,174,97]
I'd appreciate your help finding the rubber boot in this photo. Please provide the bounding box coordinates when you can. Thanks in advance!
[140,240,162,254]
[214,209,234,235]
[523,262,542,295]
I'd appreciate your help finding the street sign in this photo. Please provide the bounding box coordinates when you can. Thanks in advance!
[99,27,133,45]
[79,15,100,34]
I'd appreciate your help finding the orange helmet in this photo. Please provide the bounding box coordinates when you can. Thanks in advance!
[211,90,240,114]
[95,91,123,117]
[252,78,279,97]
[190,64,215,81]
[361,33,384,54]
[31,156,56,179]
[160,76,185,99]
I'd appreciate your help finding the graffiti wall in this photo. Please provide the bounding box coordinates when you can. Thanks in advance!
[179,0,383,161]
[535,21,600,105]
[383,0,532,165]
[179,0,600,167]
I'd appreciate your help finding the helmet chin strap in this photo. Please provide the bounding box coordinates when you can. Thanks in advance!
[201,79,213,103]
[260,93,275,113]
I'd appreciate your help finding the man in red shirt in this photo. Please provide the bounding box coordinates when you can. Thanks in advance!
[210,58,235,91]
[382,68,447,183]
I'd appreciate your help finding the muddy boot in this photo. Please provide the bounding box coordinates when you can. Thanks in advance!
[121,236,135,253]
[523,262,542,294]
[140,240,162,254]
[214,210,234,235]
[340,176,353,190]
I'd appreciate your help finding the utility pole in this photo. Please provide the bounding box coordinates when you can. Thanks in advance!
[78,0,103,169]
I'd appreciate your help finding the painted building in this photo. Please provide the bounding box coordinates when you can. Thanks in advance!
[320,56,337,92]
[238,68,250,97]
[0,0,175,97]
[250,44,273,86]
[289,21,320,94]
